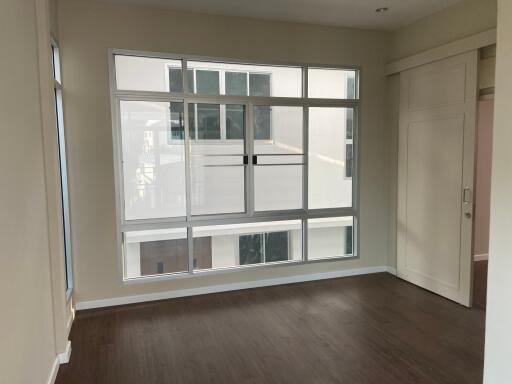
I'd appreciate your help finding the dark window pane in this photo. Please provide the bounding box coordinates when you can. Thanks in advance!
[264,232,289,262]
[168,102,184,142]
[239,234,263,265]
[346,72,356,99]
[345,226,353,255]
[196,70,219,95]
[249,73,271,96]
[169,67,183,92]
[345,143,353,178]
[140,239,188,275]
[169,68,194,92]
[188,103,196,140]
[226,72,247,96]
[187,69,194,92]
[346,109,353,140]
[226,104,245,140]
[197,104,220,139]
[253,106,271,140]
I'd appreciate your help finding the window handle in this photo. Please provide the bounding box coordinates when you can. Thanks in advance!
[243,155,249,165]
[252,155,258,165]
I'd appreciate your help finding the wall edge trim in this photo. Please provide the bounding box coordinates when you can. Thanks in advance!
[58,341,72,365]
[46,357,59,384]
[474,253,489,261]
[385,28,497,75]
[76,266,390,310]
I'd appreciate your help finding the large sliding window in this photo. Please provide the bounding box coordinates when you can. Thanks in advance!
[111,51,359,281]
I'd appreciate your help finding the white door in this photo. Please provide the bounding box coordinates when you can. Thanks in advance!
[397,51,478,306]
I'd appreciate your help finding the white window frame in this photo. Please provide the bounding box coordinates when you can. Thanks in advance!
[109,50,360,284]
[52,38,74,299]
[345,108,354,180]
[166,65,275,144]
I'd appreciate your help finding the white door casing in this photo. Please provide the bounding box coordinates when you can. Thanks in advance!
[397,51,478,306]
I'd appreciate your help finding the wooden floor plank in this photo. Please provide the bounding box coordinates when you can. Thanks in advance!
[56,273,485,384]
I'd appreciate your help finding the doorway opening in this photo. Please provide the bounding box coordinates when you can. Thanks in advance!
[472,44,496,310]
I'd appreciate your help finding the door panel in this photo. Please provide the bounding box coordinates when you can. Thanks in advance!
[397,51,477,306]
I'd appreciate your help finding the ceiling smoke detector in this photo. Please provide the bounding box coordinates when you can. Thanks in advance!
[375,7,389,13]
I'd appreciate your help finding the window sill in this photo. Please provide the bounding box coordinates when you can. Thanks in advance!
[122,255,359,285]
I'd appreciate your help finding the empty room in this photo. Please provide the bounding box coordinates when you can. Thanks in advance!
[2,0,512,383]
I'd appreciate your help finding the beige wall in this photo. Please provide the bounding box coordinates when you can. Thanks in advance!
[385,74,400,270]
[389,0,497,61]
[58,0,392,304]
[0,0,58,382]
[49,0,59,38]
[484,0,512,381]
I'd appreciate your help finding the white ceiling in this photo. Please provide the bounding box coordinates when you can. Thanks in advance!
[101,0,465,30]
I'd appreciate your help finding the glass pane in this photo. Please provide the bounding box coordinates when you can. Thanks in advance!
[192,221,302,270]
[168,67,182,93]
[51,44,61,83]
[168,68,194,93]
[225,72,248,96]
[255,166,302,211]
[188,60,301,97]
[226,104,245,140]
[168,102,184,141]
[196,70,219,95]
[167,103,198,142]
[309,107,353,209]
[346,71,356,99]
[120,100,186,220]
[346,108,354,140]
[190,104,245,215]
[197,104,221,140]
[190,166,245,215]
[254,106,303,211]
[115,55,182,92]
[264,232,289,262]
[55,88,72,291]
[308,217,354,259]
[239,234,263,265]
[254,106,271,140]
[187,103,196,140]
[254,106,303,153]
[345,144,353,178]
[188,70,195,93]
[249,73,270,96]
[308,68,358,99]
[124,228,188,278]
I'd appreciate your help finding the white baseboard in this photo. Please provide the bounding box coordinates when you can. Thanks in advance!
[46,357,59,384]
[386,266,397,276]
[66,310,75,339]
[46,341,72,384]
[76,266,390,310]
[58,341,72,364]
[474,253,489,261]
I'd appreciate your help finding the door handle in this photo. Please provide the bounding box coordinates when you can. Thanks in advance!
[463,187,472,204]
[243,155,248,165]
[252,155,258,165]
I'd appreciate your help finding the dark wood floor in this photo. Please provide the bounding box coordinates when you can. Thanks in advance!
[473,260,488,309]
[56,273,485,384]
